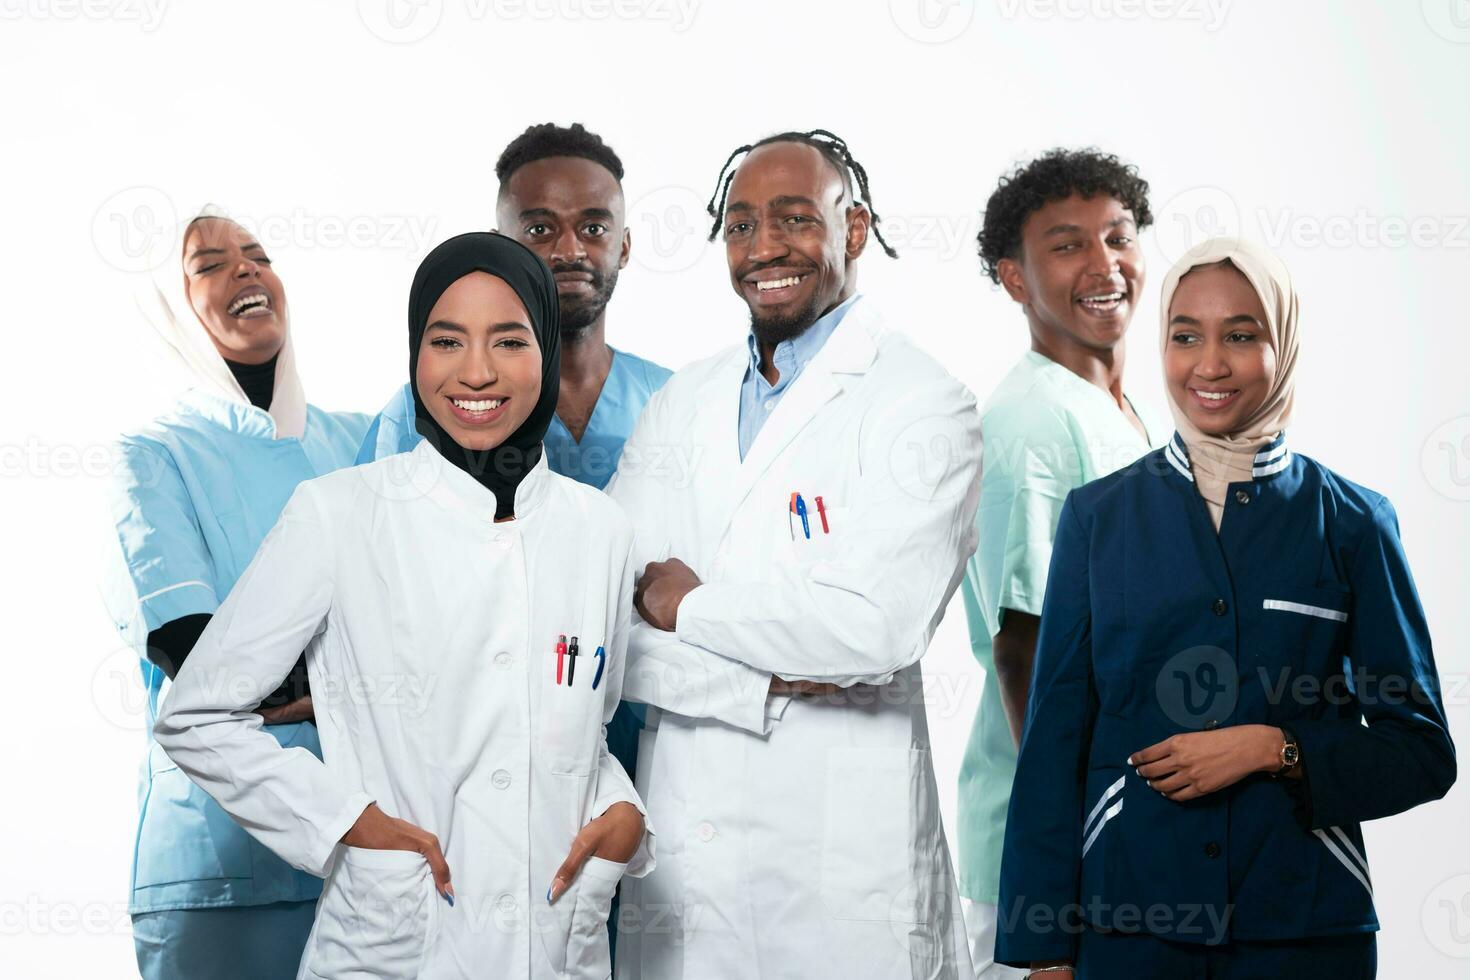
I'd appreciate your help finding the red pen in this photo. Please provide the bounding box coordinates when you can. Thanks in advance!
[555,634,567,685]
[815,495,830,534]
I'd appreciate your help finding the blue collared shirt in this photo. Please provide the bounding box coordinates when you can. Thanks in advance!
[737,293,859,460]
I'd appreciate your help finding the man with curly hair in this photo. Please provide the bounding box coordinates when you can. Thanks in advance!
[956,148,1161,978]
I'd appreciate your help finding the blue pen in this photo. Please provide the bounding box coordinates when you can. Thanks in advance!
[795,494,810,539]
[591,645,607,690]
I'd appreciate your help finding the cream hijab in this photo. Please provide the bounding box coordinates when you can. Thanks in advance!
[135,205,307,439]
[1159,238,1300,529]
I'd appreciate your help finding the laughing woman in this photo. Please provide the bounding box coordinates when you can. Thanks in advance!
[995,238,1454,979]
[104,209,370,980]
[153,232,652,979]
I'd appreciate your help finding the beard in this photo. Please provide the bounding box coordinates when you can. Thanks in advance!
[555,263,619,342]
[748,293,823,348]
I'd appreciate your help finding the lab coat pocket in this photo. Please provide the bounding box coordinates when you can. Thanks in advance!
[788,504,849,565]
[819,746,935,924]
[538,856,627,979]
[543,679,600,776]
[303,846,438,980]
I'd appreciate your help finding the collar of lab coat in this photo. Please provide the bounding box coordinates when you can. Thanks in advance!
[412,437,553,523]
[1163,430,1292,485]
[175,386,295,440]
[694,293,883,533]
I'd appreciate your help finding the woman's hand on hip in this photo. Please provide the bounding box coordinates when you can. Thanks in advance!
[548,801,644,903]
[340,803,454,903]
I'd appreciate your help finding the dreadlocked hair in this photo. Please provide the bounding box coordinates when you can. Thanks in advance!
[704,129,898,258]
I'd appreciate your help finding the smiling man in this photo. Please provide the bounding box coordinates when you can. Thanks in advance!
[954,149,1159,979]
[360,122,672,490]
[606,130,981,979]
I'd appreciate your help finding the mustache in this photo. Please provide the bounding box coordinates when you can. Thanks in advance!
[550,261,601,279]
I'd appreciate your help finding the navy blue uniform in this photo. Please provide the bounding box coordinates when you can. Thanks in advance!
[996,433,1455,971]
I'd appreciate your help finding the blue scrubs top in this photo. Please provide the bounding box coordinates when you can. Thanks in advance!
[357,346,673,491]
[356,345,673,778]
[996,434,1456,966]
[103,389,370,915]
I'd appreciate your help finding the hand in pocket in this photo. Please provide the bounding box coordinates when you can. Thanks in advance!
[340,802,455,903]
[548,801,643,903]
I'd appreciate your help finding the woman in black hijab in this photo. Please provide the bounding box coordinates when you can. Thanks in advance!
[154,232,653,979]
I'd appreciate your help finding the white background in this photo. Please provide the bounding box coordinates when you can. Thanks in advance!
[3,0,1469,975]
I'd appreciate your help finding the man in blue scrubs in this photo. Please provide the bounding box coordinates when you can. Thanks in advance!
[357,126,671,959]
[360,122,671,495]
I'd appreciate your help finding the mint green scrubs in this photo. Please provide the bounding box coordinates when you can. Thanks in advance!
[956,351,1156,905]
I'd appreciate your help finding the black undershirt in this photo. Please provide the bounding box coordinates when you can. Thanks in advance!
[225,353,277,411]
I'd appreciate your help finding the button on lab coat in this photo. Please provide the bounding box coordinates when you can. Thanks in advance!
[605,296,982,979]
[154,441,654,979]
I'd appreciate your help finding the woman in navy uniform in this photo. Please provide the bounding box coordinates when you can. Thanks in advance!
[996,237,1455,979]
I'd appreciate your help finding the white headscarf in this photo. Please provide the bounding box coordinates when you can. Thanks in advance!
[1159,237,1300,529]
[135,204,307,439]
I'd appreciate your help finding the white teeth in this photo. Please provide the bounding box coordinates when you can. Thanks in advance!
[756,275,805,291]
[1079,292,1124,305]
[452,398,503,412]
[228,292,270,315]
[1194,390,1233,401]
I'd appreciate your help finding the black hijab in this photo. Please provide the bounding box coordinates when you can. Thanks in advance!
[408,232,561,519]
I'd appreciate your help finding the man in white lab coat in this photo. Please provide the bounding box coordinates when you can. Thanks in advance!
[606,130,981,979]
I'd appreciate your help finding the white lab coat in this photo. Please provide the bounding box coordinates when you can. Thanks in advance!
[154,441,654,980]
[606,296,981,979]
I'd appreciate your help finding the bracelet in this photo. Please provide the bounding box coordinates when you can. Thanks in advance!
[1028,967,1074,976]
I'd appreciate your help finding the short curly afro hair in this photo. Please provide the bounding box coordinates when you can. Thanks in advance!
[495,122,624,186]
[977,148,1152,284]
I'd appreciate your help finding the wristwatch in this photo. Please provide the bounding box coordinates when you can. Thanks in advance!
[1274,727,1300,776]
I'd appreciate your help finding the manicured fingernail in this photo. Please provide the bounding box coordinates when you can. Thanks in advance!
[445,891,454,907]
[1126,755,1134,765]
[546,885,553,905]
